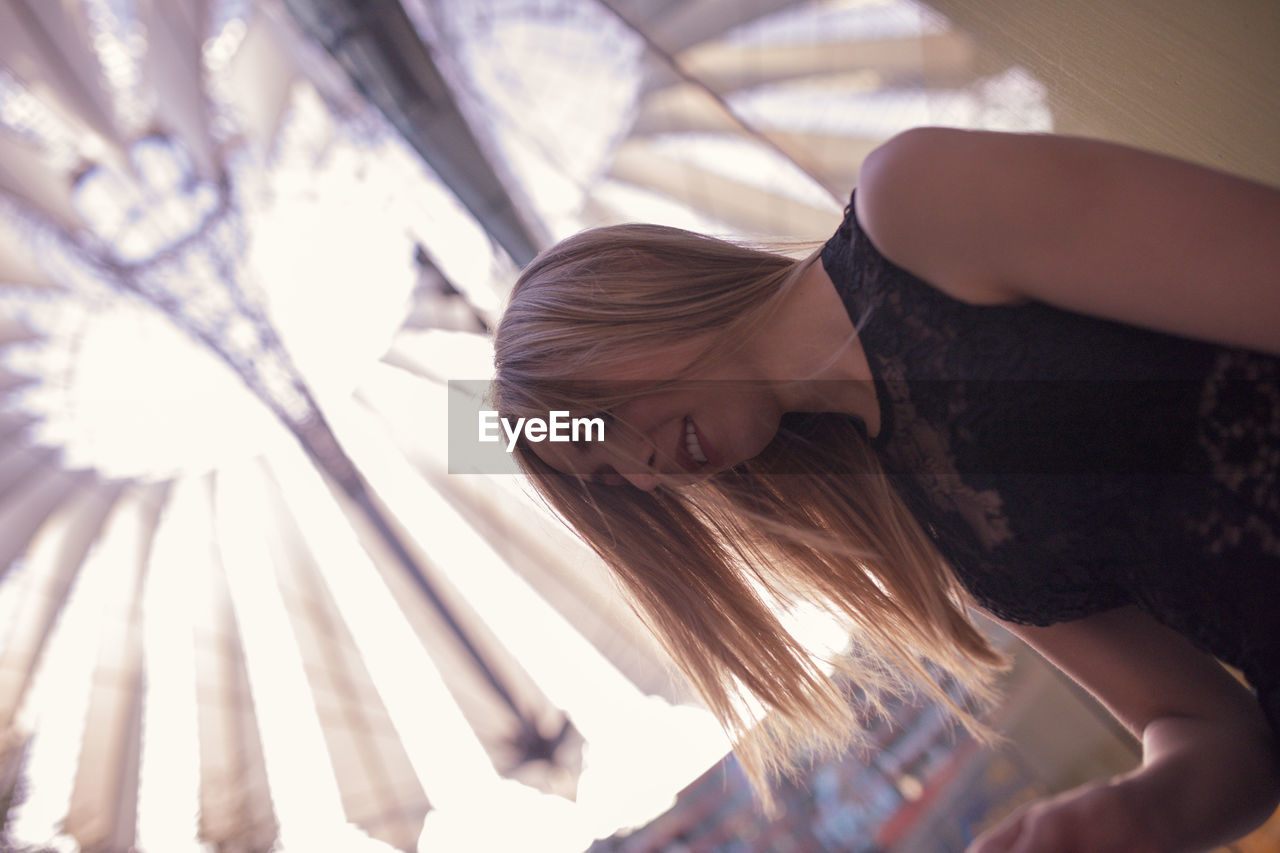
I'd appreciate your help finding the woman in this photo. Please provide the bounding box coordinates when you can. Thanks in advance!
[491,127,1280,851]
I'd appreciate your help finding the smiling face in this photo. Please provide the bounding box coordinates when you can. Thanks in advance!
[493,221,875,491]
[527,338,786,491]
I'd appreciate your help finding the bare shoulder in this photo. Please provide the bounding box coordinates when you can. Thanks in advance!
[854,127,1280,354]
[997,607,1265,739]
[854,126,1048,304]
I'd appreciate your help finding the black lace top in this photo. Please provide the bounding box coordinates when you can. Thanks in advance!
[821,192,1280,735]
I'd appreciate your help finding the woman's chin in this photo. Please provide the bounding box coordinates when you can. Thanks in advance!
[661,472,716,489]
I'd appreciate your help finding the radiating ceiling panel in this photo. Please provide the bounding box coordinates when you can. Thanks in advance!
[286,0,547,265]
[628,0,806,54]
[609,137,840,238]
[187,474,280,852]
[311,445,585,802]
[0,133,83,232]
[212,460,386,851]
[0,467,101,588]
[132,474,215,852]
[664,30,977,95]
[629,82,748,136]
[761,129,882,196]
[256,459,431,851]
[922,0,1280,186]
[221,7,301,162]
[0,315,40,346]
[0,215,61,290]
[0,445,60,505]
[0,475,124,737]
[62,483,169,852]
[0,366,36,397]
[0,0,126,151]
[259,432,518,812]
[422,0,996,240]
[137,0,221,181]
[0,412,38,444]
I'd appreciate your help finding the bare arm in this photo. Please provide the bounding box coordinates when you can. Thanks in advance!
[971,607,1280,852]
[856,127,1280,356]
[854,128,1280,847]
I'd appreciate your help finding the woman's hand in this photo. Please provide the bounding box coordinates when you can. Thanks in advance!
[967,776,1163,853]
[972,609,1280,853]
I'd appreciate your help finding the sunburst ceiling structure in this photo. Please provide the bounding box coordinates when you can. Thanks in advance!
[0,0,1277,851]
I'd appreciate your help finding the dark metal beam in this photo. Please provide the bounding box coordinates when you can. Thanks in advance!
[281,0,544,265]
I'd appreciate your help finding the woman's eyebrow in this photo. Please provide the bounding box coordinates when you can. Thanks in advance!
[588,464,619,485]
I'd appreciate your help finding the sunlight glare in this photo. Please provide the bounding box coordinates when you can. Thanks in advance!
[135,479,205,852]
[247,145,417,401]
[260,427,504,803]
[43,302,275,480]
[214,460,397,852]
[9,494,138,847]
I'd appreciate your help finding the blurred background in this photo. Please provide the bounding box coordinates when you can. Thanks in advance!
[0,1,1277,850]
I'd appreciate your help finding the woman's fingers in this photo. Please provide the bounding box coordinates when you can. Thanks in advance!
[965,781,1163,853]
[967,804,1028,852]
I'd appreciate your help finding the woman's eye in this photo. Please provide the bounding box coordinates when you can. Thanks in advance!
[569,410,613,451]
[588,465,626,487]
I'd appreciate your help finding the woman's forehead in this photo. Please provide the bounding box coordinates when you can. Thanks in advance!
[524,410,651,478]
[554,337,707,384]
[527,431,614,479]
[528,436,580,475]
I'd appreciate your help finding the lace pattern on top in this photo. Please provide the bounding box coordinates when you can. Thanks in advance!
[1192,348,1280,557]
[820,191,1280,734]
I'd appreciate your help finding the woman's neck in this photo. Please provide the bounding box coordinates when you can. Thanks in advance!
[752,256,881,437]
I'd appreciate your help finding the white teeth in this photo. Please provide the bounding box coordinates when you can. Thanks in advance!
[685,417,707,463]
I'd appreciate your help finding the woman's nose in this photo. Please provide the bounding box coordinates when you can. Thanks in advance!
[617,448,660,492]
[620,470,661,492]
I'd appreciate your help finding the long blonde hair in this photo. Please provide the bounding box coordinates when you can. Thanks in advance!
[491,223,1008,799]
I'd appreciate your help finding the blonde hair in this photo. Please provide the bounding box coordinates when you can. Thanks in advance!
[492,223,1008,802]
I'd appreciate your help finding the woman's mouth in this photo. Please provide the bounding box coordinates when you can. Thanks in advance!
[683,416,708,465]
